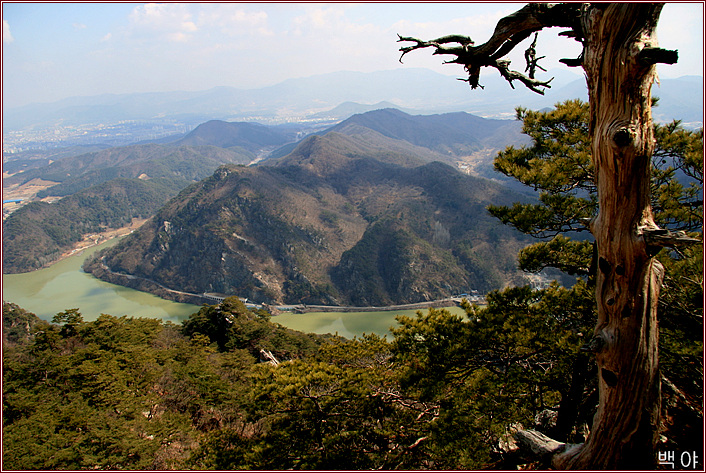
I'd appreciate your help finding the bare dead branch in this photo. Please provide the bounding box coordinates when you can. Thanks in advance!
[494,59,554,94]
[514,430,566,457]
[524,33,547,79]
[371,388,440,422]
[406,436,428,450]
[639,47,679,65]
[640,227,701,248]
[397,3,581,94]
[397,34,474,62]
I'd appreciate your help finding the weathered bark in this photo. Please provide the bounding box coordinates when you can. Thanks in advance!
[552,5,665,469]
[399,3,692,469]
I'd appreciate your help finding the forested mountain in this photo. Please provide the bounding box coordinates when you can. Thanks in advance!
[89,127,532,306]
[3,144,258,273]
[4,144,254,197]
[3,178,181,273]
[265,108,528,178]
[2,300,335,470]
[5,109,530,286]
[328,108,526,156]
[171,120,297,152]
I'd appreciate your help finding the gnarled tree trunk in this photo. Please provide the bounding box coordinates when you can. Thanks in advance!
[399,2,691,469]
[553,5,665,469]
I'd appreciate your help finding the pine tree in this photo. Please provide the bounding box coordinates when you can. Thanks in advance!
[488,99,703,462]
[399,4,701,466]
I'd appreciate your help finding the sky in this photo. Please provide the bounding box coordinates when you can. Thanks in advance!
[2,2,704,109]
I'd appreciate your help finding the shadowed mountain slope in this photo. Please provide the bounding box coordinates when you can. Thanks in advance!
[90,131,532,306]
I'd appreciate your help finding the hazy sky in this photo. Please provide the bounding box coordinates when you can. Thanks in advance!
[2,2,703,109]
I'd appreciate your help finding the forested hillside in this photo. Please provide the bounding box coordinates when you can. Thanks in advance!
[4,145,268,273]
[0,295,615,470]
[2,300,334,470]
[4,110,526,277]
[90,129,532,306]
[3,100,701,471]
[3,178,181,272]
[4,144,254,197]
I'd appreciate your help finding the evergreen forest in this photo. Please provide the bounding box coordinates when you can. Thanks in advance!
[3,100,702,470]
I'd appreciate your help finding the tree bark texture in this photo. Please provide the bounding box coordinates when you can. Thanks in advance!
[553,4,665,469]
[399,3,679,468]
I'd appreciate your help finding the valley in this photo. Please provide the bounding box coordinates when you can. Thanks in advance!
[3,106,536,308]
[2,175,61,218]
[8,69,697,310]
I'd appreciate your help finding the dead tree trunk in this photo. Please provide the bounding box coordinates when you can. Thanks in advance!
[553,5,664,469]
[398,3,690,469]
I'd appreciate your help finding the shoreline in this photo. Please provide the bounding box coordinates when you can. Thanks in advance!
[3,219,148,276]
[86,258,483,314]
[9,219,484,316]
[285,299,466,314]
[57,218,148,263]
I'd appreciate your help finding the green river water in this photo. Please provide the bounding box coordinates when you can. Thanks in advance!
[2,238,467,338]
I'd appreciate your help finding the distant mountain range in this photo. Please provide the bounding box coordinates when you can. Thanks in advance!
[328,108,526,157]
[5,68,702,132]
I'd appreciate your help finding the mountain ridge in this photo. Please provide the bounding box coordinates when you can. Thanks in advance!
[328,108,527,156]
[88,126,534,306]
[3,108,536,275]
[5,69,700,133]
[170,120,297,152]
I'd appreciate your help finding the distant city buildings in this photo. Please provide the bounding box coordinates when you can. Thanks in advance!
[3,120,192,154]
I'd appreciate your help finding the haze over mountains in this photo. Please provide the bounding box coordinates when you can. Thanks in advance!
[5,68,702,134]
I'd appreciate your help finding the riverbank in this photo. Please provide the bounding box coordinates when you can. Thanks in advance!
[2,239,200,323]
[85,254,480,314]
[77,224,483,315]
[288,299,463,313]
[4,239,477,337]
[59,218,147,260]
